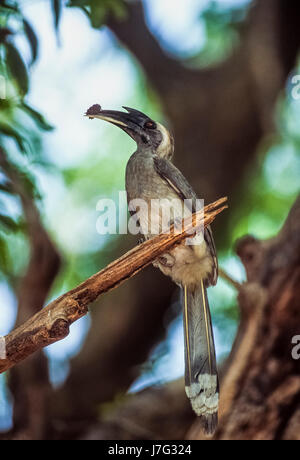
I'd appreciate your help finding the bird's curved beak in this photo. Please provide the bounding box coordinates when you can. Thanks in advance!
[85,105,143,139]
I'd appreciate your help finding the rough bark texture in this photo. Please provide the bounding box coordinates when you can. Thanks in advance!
[211,196,300,440]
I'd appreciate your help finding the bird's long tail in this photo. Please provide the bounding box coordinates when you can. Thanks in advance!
[183,281,219,435]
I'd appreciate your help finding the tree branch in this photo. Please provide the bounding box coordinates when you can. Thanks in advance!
[0,197,227,375]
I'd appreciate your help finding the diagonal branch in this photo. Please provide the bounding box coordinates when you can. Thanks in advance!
[0,197,227,375]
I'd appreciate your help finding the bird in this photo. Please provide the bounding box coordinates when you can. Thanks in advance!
[86,105,219,434]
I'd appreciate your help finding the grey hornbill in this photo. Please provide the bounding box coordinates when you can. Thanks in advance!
[86,104,219,434]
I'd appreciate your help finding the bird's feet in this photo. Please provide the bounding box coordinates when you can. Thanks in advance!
[155,253,175,268]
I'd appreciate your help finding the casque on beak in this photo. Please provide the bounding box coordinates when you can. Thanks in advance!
[85,105,146,140]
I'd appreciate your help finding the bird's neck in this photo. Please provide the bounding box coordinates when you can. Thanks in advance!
[156,122,174,160]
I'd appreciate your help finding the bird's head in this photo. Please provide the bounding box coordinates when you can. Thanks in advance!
[85,105,174,159]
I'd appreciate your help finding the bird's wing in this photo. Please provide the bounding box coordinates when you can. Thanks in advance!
[203,224,218,286]
[153,156,197,207]
[153,155,218,285]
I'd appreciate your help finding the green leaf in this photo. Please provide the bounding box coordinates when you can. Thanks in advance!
[90,0,107,28]
[20,172,41,200]
[0,121,28,153]
[0,98,14,112]
[0,158,41,200]
[68,0,127,28]
[0,234,9,272]
[5,42,29,96]
[20,102,54,131]
[23,19,38,65]
[67,0,89,7]
[0,214,19,232]
[109,0,127,20]
[0,2,19,13]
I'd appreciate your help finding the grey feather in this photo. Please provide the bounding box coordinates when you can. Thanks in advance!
[153,155,218,285]
[183,283,219,435]
[153,155,197,207]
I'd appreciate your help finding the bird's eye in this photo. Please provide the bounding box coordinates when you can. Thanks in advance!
[145,121,156,129]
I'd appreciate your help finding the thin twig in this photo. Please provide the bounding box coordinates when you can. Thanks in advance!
[219,268,242,291]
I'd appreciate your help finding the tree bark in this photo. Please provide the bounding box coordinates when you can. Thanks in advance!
[210,195,300,440]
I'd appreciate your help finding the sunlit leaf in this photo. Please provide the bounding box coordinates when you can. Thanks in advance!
[90,0,107,28]
[5,42,29,96]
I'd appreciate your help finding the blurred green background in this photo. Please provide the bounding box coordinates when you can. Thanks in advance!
[0,0,299,437]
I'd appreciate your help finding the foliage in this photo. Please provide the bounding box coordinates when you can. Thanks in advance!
[0,1,54,282]
[67,0,127,28]
[188,1,251,67]
[0,0,128,284]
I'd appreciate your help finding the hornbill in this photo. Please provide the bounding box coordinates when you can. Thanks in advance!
[86,104,219,434]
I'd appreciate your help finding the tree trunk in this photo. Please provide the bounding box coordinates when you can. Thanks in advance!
[211,195,300,440]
